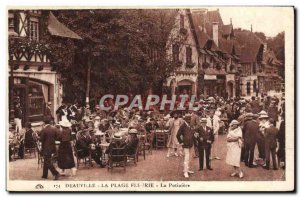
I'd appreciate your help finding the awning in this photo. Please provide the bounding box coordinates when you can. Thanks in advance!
[48,12,82,40]
[204,74,217,80]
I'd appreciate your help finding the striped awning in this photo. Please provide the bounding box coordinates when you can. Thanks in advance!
[48,12,82,40]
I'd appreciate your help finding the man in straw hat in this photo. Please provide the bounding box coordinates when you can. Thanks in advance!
[106,133,127,164]
[257,110,270,165]
[176,113,195,178]
[194,118,214,171]
[126,129,139,155]
[243,113,259,168]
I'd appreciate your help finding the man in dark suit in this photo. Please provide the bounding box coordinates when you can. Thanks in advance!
[250,96,261,114]
[76,129,104,167]
[176,114,195,178]
[195,118,214,171]
[243,113,259,168]
[264,118,279,170]
[40,120,60,180]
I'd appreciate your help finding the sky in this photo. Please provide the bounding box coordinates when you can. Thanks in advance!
[207,7,292,37]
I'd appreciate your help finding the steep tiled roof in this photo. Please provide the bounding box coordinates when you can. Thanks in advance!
[206,10,224,25]
[48,12,82,40]
[263,49,281,65]
[222,24,233,35]
[235,31,263,63]
[218,39,233,54]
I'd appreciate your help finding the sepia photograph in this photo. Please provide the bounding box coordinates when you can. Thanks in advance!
[6,6,294,192]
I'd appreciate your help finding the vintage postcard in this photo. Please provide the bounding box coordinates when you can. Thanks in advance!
[6,6,294,192]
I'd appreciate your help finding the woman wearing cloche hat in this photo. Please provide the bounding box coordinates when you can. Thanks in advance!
[57,119,76,176]
[226,120,244,178]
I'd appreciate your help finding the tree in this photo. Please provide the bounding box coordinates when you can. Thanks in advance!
[41,9,180,105]
[267,32,285,62]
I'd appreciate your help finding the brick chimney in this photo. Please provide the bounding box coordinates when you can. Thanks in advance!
[212,22,219,47]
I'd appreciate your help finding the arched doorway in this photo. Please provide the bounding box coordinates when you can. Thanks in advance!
[10,76,53,123]
[177,79,194,95]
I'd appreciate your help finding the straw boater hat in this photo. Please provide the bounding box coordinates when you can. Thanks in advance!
[59,119,72,127]
[258,110,269,119]
[259,113,269,119]
[113,132,122,140]
[94,116,101,120]
[128,129,138,134]
[258,110,267,116]
[230,120,240,126]
[200,118,207,123]
[245,113,254,120]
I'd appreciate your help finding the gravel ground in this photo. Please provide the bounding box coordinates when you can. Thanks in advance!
[9,135,285,181]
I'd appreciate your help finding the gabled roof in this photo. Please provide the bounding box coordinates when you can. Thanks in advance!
[218,39,234,54]
[206,10,224,25]
[222,24,233,36]
[195,27,210,48]
[48,12,82,40]
[263,49,281,65]
[234,31,264,63]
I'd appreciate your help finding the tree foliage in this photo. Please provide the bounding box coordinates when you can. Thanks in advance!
[267,32,285,62]
[41,9,179,104]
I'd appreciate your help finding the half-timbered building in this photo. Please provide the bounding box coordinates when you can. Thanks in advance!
[8,10,81,126]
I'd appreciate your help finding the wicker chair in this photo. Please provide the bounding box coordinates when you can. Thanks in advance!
[107,146,127,171]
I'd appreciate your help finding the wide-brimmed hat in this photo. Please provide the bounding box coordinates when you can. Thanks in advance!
[258,110,269,119]
[245,113,254,119]
[259,114,269,119]
[128,129,138,134]
[113,132,122,140]
[230,120,240,126]
[258,110,268,116]
[200,118,207,123]
[59,119,72,127]
[94,116,101,120]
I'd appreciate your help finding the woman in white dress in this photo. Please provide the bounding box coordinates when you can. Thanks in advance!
[166,111,184,157]
[226,120,244,178]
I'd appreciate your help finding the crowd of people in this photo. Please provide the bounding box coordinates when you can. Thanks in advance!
[8,94,285,180]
